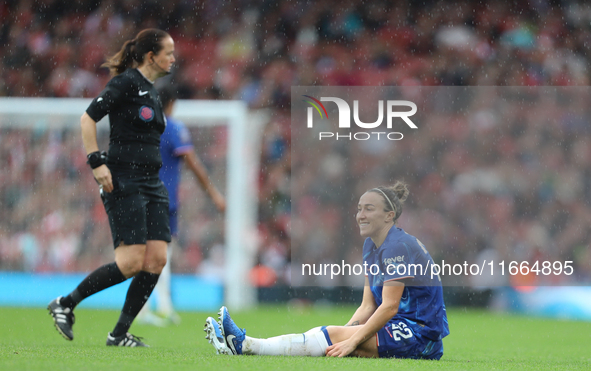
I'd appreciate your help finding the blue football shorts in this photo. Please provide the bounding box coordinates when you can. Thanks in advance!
[375,317,444,360]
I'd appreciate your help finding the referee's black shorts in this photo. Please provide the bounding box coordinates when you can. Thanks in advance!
[101,175,171,248]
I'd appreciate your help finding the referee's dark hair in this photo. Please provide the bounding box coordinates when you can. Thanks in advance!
[158,87,177,109]
[102,28,171,76]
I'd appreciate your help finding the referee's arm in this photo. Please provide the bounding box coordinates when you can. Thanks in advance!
[81,112,113,192]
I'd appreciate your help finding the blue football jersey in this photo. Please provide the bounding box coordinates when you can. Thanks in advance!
[159,115,193,212]
[363,227,450,341]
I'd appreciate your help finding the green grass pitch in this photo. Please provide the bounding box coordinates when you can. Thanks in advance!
[0,305,589,370]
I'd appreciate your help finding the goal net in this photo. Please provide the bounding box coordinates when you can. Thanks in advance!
[0,97,266,310]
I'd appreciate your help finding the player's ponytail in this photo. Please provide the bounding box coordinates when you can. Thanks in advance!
[102,39,136,76]
[369,181,409,223]
[102,28,170,76]
[389,181,409,204]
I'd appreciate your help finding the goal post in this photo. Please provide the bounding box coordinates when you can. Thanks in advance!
[0,97,266,310]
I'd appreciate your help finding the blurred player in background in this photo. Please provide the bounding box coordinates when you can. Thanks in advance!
[48,28,175,347]
[205,181,449,359]
[137,87,226,326]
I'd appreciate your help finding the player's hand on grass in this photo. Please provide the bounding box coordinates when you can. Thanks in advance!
[93,165,113,193]
[325,339,356,358]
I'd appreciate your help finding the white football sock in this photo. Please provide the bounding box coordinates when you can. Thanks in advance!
[242,326,329,356]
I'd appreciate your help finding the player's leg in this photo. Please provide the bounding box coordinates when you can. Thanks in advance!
[242,326,331,356]
[134,179,176,326]
[107,181,170,346]
[325,325,379,358]
[48,190,135,341]
[114,243,147,277]
[56,260,130,311]
[48,261,128,341]
[137,213,177,326]
[109,241,166,343]
[155,209,178,320]
[109,243,151,341]
[141,240,168,274]
[239,325,379,358]
[211,306,330,356]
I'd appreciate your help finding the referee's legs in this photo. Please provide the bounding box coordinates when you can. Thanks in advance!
[111,241,167,337]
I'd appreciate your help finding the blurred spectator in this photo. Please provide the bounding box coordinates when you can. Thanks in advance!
[0,0,590,287]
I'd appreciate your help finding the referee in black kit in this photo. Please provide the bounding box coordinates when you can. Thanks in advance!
[48,28,175,347]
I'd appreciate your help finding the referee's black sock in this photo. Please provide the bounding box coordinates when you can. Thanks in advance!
[112,271,160,337]
[60,262,127,310]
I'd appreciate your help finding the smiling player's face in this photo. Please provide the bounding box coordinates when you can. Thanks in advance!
[356,192,393,239]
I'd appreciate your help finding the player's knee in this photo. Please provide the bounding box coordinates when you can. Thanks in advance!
[143,251,167,274]
[325,326,346,343]
[117,256,144,278]
[154,253,167,272]
[303,326,323,335]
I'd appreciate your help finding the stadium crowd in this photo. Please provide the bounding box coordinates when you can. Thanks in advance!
[1,0,590,286]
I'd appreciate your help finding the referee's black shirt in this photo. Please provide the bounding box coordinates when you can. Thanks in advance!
[86,68,165,178]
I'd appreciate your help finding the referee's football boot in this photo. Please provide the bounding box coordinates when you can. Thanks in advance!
[47,296,75,341]
[204,317,232,355]
[217,306,245,355]
[106,332,149,347]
